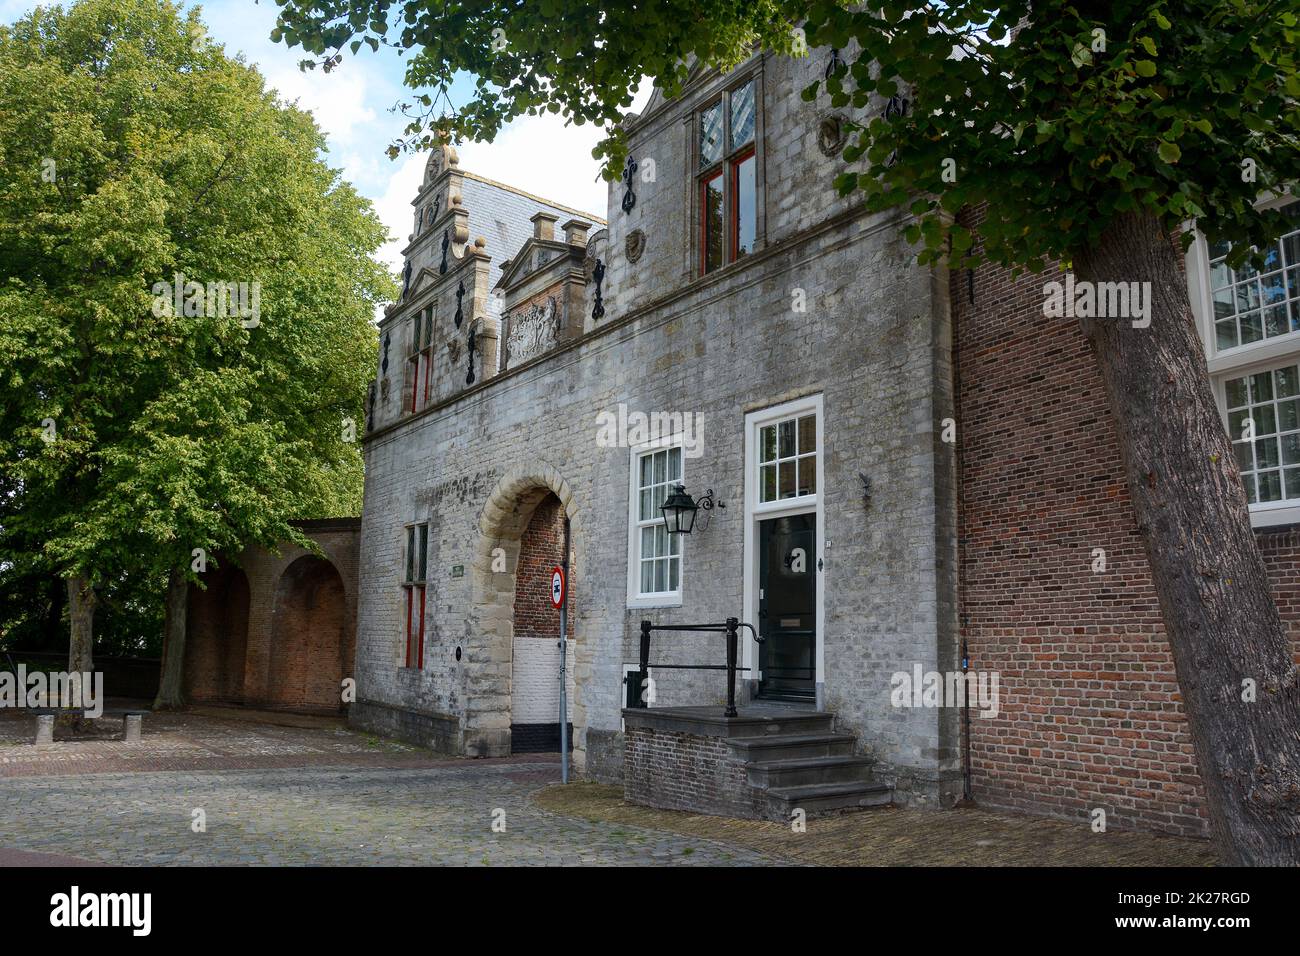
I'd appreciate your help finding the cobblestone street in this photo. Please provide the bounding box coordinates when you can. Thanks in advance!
[0,707,1218,866]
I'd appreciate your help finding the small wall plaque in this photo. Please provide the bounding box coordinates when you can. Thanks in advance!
[451,565,464,578]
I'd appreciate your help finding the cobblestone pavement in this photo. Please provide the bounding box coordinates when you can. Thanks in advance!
[533,784,1220,867]
[1,763,777,866]
[0,707,1217,866]
[0,707,775,866]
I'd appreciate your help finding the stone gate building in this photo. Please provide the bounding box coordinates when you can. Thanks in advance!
[350,45,1300,836]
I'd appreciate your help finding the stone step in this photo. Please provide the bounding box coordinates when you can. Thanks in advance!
[745,754,876,789]
[720,711,837,739]
[763,780,894,820]
[728,731,856,762]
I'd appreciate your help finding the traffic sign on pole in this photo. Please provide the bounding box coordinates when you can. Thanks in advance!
[550,566,565,609]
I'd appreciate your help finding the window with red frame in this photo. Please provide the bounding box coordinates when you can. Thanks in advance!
[403,523,428,668]
[407,306,434,413]
[698,77,758,275]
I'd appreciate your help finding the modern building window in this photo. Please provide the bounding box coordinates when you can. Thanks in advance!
[698,77,758,275]
[407,305,434,413]
[628,444,683,604]
[1191,197,1300,524]
[403,523,428,668]
[1208,205,1300,350]
[758,412,817,503]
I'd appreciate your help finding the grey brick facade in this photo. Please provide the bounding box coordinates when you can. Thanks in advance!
[354,46,962,807]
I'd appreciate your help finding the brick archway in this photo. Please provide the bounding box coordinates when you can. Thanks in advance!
[268,555,347,713]
[185,566,251,704]
[466,463,584,760]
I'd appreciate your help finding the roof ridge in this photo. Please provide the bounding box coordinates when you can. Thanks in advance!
[461,170,607,225]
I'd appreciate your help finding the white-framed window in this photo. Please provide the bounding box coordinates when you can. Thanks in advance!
[757,410,818,504]
[626,442,684,606]
[1189,195,1300,525]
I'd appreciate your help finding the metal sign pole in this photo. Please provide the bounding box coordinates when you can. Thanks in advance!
[559,518,571,784]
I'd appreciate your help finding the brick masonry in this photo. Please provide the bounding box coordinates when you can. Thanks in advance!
[623,722,757,819]
[953,203,1300,837]
[185,519,360,715]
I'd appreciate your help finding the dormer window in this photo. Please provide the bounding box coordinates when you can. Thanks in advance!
[699,77,757,275]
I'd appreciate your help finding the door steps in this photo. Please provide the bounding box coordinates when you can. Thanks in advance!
[723,710,893,821]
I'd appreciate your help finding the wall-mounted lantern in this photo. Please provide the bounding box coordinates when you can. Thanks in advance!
[660,485,721,535]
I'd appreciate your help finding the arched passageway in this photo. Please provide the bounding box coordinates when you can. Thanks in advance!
[465,464,584,758]
[185,567,251,703]
[268,555,347,712]
[510,492,574,753]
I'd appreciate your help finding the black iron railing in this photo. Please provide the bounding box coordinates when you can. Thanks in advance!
[625,618,762,718]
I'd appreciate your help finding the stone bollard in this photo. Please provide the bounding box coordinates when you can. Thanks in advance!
[124,713,142,744]
[34,714,54,745]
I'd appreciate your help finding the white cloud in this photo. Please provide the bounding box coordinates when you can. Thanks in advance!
[263,64,378,149]
[371,152,427,274]
[454,77,657,219]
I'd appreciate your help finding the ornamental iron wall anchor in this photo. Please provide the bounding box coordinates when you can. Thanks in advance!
[439,229,450,274]
[883,94,909,167]
[465,322,477,385]
[591,258,606,320]
[825,47,844,79]
[381,331,390,374]
[621,158,638,214]
[454,279,465,328]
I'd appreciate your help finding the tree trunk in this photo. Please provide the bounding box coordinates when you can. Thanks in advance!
[154,567,188,710]
[65,574,95,731]
[1073,210,1300,865]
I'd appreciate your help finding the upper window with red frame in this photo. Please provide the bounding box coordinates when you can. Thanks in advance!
[403,522,428,669]
[699,77,758,275]
[407,305,434,413]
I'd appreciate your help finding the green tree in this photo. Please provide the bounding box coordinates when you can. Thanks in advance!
[0,0,395,713]
[269,0,1300,862]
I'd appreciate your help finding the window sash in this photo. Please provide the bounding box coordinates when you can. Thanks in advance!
[632,446,683,598]
[1209,201,1300,355]
[759,414,818,504]
[697,76,758,274]
[700,171,725,274]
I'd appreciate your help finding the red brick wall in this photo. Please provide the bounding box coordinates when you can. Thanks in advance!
[267,555,348,713]
[513,493,572,638]
[185,566,250,703]
[954,206,1300,836]
[185,519,359,714]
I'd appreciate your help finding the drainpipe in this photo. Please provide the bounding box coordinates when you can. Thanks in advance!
[559,516,571,783]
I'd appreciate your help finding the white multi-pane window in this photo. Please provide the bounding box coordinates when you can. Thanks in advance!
[758,413,817,503]
[1191,197,1300,524]
[627,445,683,605]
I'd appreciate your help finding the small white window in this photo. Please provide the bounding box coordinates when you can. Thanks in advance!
[758,413,817,503]
[627,444,683,605]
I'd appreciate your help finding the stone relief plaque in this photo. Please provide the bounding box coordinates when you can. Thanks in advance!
[505,296,559,366]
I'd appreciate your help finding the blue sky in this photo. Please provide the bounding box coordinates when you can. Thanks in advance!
[1,0,648,275]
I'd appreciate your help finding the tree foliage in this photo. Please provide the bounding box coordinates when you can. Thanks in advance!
[0,0,395,651]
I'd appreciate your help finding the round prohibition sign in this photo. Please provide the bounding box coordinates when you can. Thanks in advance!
[550,566,565,609]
